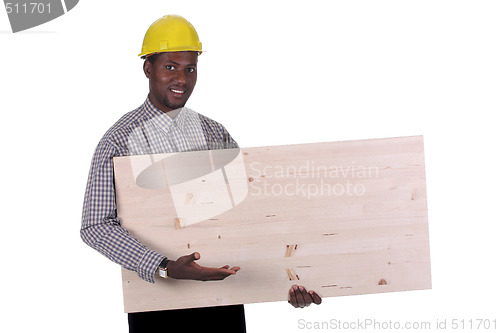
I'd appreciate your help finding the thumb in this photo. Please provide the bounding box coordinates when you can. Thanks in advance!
[177,252,200,264]
[190,252,201,261]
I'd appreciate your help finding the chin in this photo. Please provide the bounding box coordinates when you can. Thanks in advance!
[164,101,186,111]
[168,105,186,111]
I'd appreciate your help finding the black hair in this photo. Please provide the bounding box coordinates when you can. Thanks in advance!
[144,53,158,64]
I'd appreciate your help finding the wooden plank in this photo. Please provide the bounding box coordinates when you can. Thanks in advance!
[113,135,431,313]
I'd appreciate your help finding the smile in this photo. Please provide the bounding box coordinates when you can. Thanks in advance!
[170,88,185,94]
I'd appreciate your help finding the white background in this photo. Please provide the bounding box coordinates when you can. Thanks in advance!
[1,1,499,332]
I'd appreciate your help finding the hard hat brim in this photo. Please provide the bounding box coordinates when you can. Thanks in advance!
[139,50,203,58]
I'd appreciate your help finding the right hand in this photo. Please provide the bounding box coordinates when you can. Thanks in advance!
[167,252,240,281]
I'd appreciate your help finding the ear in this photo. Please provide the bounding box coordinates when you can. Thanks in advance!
[143,59,152,78]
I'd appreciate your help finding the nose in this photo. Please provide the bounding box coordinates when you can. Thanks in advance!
[173,70,187,85]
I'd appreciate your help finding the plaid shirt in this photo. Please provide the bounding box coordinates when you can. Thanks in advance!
[81,97,238,283]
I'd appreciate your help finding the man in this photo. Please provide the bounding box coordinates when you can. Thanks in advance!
[81,15,321,332]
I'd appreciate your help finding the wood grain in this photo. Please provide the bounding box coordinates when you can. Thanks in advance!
[113,136,431,313]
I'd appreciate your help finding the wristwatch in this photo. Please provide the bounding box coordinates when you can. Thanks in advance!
[158,258,170,279]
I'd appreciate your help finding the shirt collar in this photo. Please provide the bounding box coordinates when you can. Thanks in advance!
[142,97,188,131]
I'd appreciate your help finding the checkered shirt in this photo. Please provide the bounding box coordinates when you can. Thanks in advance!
[81,97,238,283]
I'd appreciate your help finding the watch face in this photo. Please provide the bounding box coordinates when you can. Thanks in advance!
[159,269,167,278]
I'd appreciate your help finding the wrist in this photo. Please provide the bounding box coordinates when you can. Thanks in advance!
[157,258,170,279]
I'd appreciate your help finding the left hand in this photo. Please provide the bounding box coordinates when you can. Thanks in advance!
[288,285,322,308]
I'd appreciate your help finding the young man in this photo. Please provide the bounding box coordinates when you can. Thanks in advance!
[81,15,321,332]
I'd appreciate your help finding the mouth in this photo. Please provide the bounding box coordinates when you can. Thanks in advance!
[170,88,186,96]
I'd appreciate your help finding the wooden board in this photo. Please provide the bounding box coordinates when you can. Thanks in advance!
[113,136,431,313]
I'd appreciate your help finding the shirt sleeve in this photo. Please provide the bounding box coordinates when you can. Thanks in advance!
[80,138,166,283]
[198,113,239,150]
[223,126,239,149]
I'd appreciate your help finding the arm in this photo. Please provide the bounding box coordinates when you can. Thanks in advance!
[81,139,165,283]
[81,139,240,283]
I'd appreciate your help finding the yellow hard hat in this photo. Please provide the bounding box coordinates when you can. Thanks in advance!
[139,15,203,58]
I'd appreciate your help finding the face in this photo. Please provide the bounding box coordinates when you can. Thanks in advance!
[143,51,198,113]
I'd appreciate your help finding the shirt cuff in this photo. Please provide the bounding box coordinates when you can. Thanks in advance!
[137,248,166,283]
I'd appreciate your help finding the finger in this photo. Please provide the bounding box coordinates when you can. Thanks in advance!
[219,267,238,275]
[219,265,240,272]
[205,274,227,281]
[309,290,322,305]
[200,272,227,281]
[205,272,234,280]
[201,267,238,280]
[289,286,298,308]
[191,252,201,261]
[298,286,313,306]
[293,285,306,308]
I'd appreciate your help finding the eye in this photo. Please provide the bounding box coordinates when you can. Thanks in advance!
[166,65,175,71]
[187,68,196,73]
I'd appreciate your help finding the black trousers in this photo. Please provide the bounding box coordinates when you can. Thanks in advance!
[128,304,246,332]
